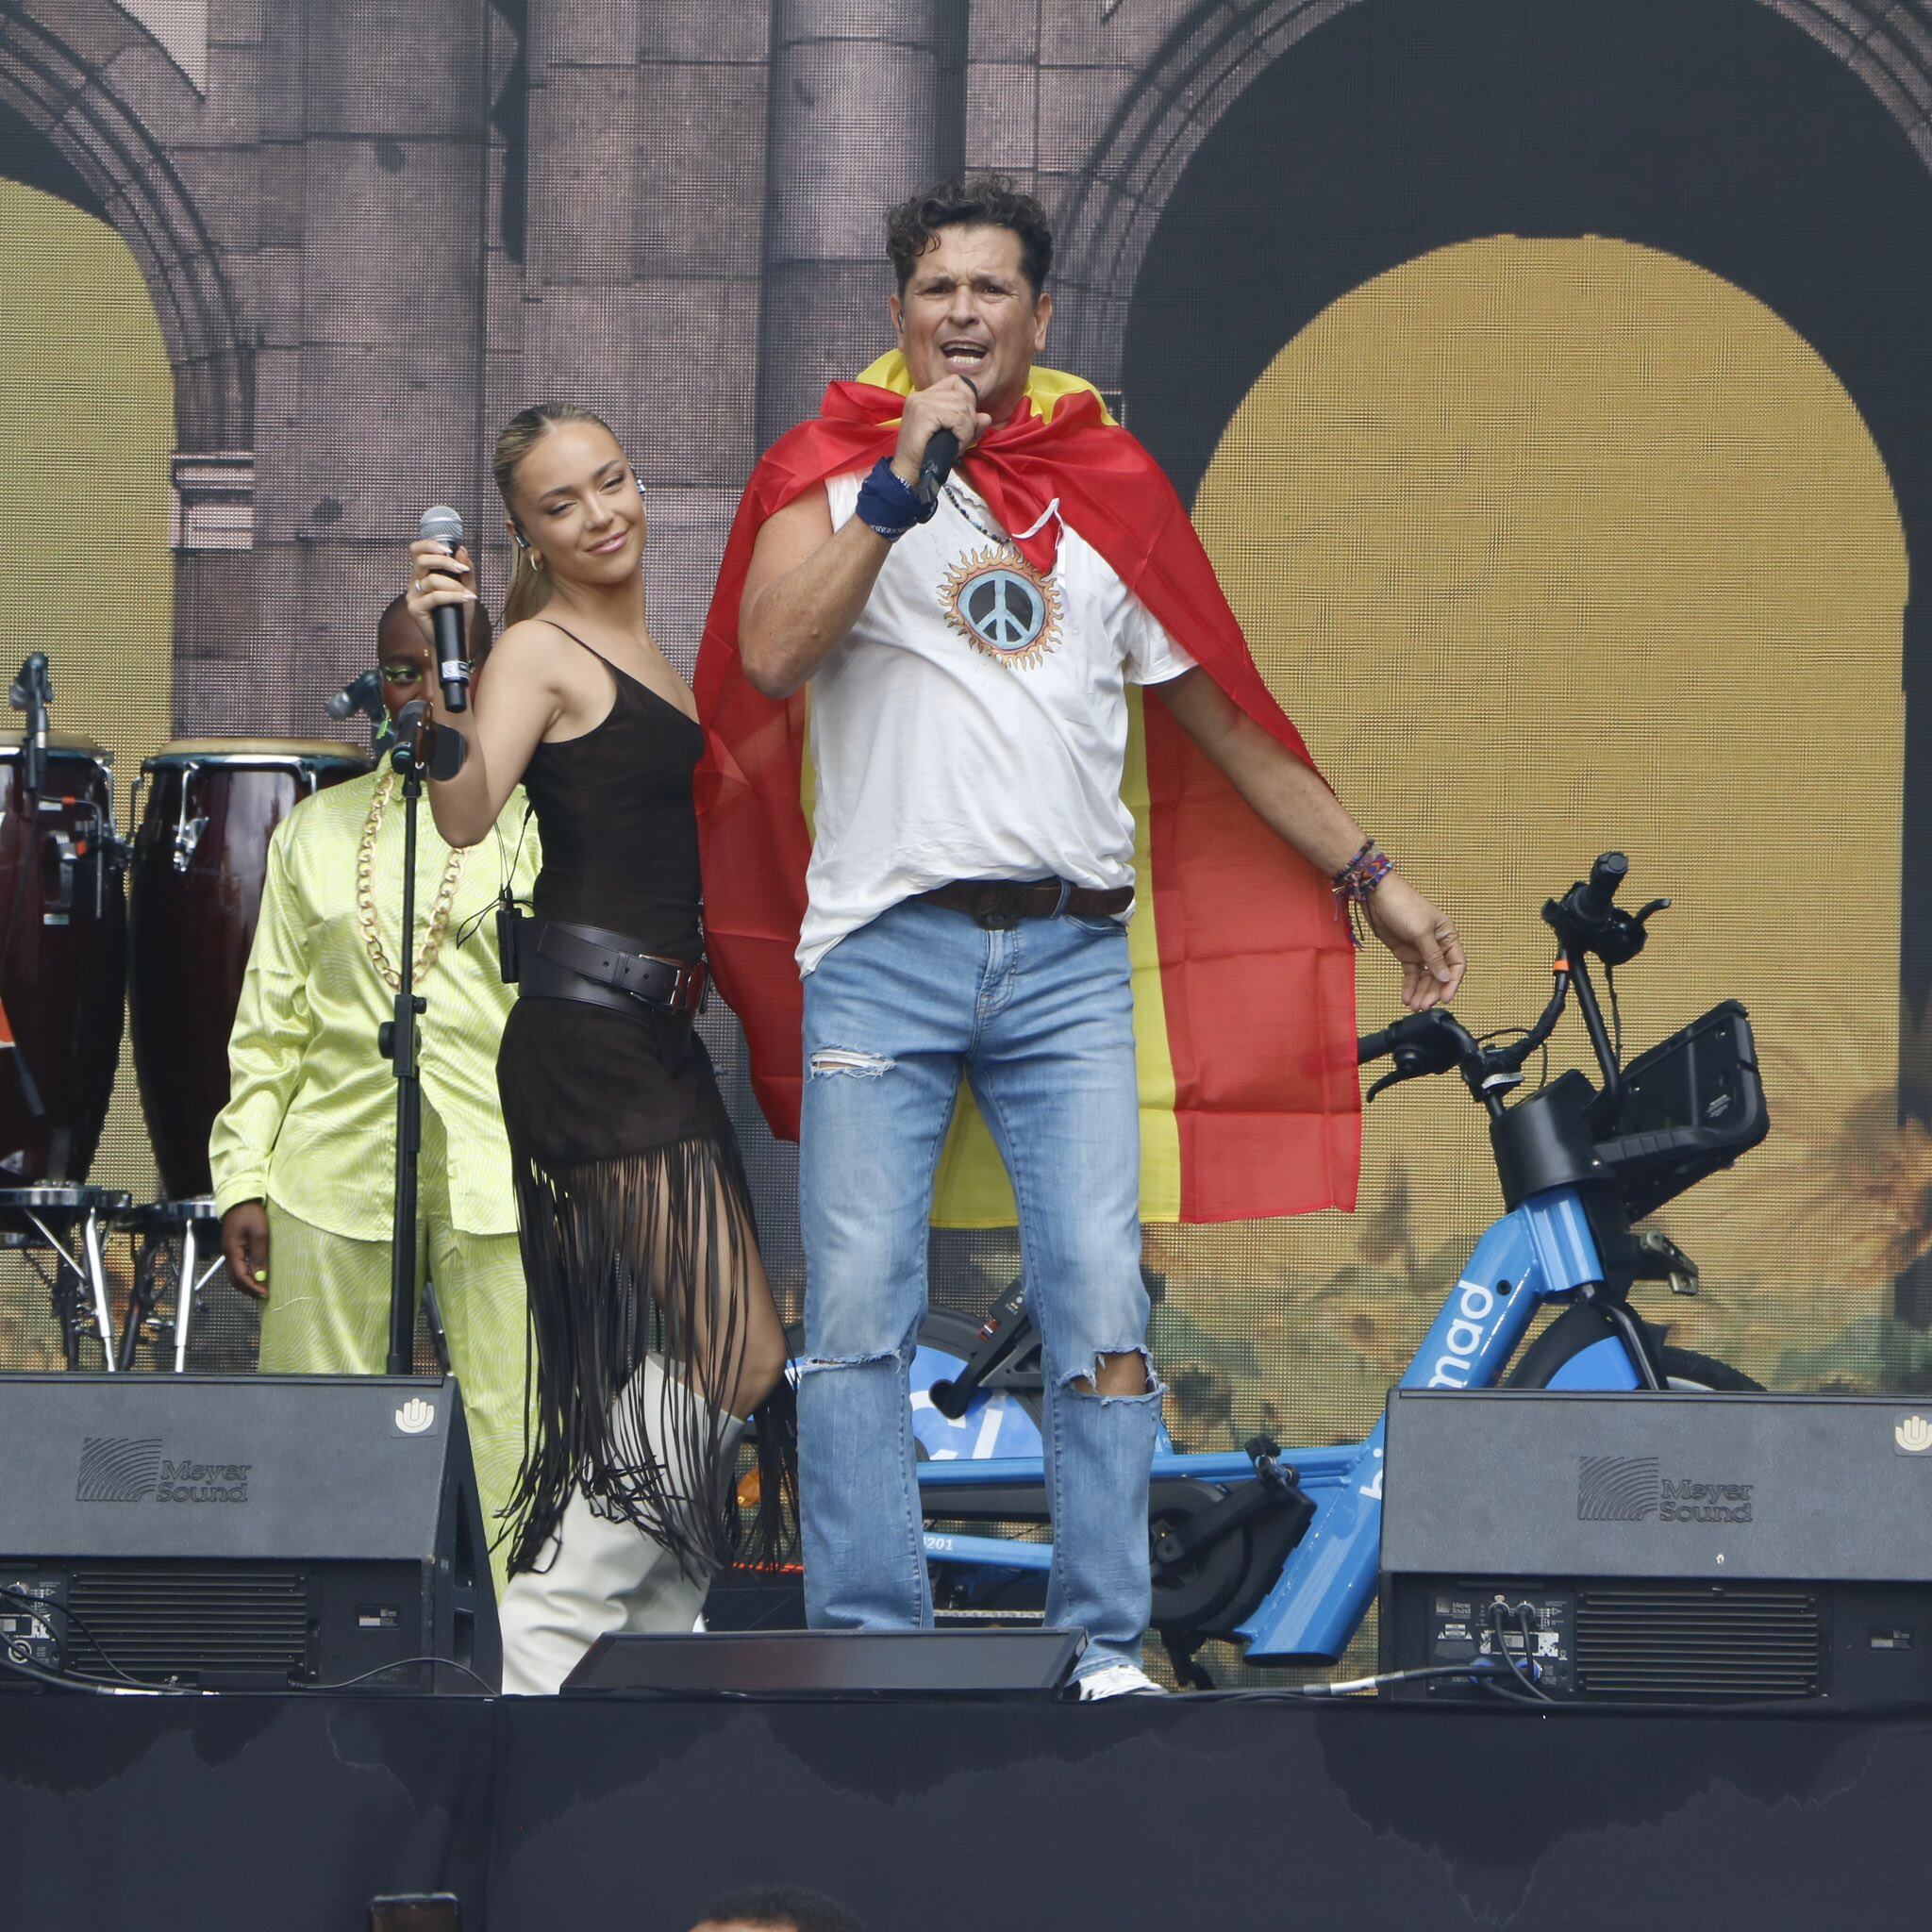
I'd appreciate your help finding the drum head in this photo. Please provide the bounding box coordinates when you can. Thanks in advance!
[0,729,109,764]
[142,737,371,772]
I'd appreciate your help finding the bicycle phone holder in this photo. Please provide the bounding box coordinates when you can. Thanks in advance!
[1585,999,1768,1220]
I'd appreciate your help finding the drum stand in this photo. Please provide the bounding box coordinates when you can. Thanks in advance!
[0,1184,130,1371]
[114,1196,221,1372]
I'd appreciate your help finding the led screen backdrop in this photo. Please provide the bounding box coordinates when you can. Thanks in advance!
[4,0,1932,1674]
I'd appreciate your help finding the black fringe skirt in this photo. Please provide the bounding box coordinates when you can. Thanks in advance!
[500,1124,791,1578]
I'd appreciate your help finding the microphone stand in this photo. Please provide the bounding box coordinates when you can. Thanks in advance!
[8,652,51,800]
[380,728,429,1377]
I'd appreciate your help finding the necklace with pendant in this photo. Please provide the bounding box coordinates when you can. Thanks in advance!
[355,769,467,991]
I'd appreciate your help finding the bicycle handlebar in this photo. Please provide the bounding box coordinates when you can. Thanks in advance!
[1544,850,1657,968]
[1355,1009,1485,1102]
[1574,850,1628,925]
[1356,851,1664,1108]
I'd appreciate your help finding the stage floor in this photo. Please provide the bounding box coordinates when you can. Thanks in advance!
[3,1690,1925,1929]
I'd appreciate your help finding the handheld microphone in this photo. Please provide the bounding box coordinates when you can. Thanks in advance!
[916,427,960,509]
[915,375,977,510]
[326,668,384,723]
[418,505,470,713]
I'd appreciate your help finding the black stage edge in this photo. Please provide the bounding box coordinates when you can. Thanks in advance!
[5,1693,1930,1929]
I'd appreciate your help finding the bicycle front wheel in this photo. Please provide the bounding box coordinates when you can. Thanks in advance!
[1508,1300,1762,1391]
[1651,1346,1763,1392]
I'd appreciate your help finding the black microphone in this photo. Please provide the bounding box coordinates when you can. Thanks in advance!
[916,427,960,510]
[392,700,469,781]
[326,668,384,723]
[915,376,976,510]
[418,505,471,713]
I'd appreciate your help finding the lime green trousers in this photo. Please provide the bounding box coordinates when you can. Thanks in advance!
[259,1102,529,1598]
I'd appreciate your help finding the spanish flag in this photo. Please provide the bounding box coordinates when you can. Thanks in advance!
[694,357,1360,1225]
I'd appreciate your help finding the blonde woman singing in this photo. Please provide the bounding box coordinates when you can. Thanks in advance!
[408,404,790,1693]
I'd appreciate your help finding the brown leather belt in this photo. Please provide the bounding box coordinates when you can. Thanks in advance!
[914,879,1133,931]
[522,918,708,1016]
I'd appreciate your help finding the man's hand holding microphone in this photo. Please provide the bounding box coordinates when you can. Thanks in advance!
[889,375,989,501]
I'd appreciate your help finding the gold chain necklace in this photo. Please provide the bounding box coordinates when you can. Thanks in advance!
[355,769,467,991]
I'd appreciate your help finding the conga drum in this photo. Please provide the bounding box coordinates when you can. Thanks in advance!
[0,733,126,1183]
[128,740,370,1200]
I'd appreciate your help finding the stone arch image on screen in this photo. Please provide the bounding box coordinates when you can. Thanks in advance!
[1163,235,1906,1435]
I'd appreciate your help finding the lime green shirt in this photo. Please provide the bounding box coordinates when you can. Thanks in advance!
[209,768,541,1240]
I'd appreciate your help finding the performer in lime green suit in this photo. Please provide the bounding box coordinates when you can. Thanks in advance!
[209,601,541,1596]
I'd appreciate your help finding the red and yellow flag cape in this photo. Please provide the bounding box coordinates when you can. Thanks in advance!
[694,356,1360,1225]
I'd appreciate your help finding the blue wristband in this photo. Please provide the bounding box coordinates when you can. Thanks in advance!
[856,458,929,541]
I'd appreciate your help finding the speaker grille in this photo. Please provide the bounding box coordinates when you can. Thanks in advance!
[66,1565,309,1683]
[1574,1585,1821,1699]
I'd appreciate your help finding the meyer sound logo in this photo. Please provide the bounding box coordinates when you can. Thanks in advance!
[1577,1454,1754,1524]
[1896,1414,1932,1456]
[394,1398,436,1436]
[76,1437,162,1503]
[1577,1454,1661,1522]
[76,1437,251,1504]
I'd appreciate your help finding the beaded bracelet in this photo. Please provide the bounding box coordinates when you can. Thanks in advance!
[855,458,933,541]
[1331,839,1394,948]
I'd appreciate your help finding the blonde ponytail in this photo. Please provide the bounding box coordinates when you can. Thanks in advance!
[501,542,552,628]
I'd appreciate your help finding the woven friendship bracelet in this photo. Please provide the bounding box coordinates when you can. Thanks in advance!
[856,458,934,541]
[1331,839,1394,948]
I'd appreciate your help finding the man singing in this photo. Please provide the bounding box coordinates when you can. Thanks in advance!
[700,177,1463,1696]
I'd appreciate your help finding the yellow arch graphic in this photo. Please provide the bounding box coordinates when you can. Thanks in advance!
[0,180,175,1207]
[1175,235,1907,1419]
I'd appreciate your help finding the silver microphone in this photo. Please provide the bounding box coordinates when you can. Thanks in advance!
[419,505,470,714]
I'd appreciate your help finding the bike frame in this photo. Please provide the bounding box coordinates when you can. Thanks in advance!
[913,1181,1644,1664]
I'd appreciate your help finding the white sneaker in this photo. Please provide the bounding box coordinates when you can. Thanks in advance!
[1074,1661,1165,1701]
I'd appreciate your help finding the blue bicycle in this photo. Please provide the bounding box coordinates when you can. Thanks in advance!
[894,852,1770,1683]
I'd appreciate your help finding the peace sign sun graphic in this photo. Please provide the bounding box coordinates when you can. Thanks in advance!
[941,546,1065,671]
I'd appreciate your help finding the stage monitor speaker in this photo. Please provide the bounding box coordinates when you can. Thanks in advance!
[561,1627,1087,1697]
[1378,1389,1932,1707]
[0,1373,498,1692]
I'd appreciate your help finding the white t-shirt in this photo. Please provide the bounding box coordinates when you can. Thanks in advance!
[796,470,1197,974]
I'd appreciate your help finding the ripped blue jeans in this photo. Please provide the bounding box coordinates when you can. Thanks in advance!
[797,895,1161,1677]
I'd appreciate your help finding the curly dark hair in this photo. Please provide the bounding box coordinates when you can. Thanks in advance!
[885,175,1054,294]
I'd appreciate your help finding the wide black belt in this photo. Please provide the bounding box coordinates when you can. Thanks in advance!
[520,918,708,1017]
[915,878,1134,931]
